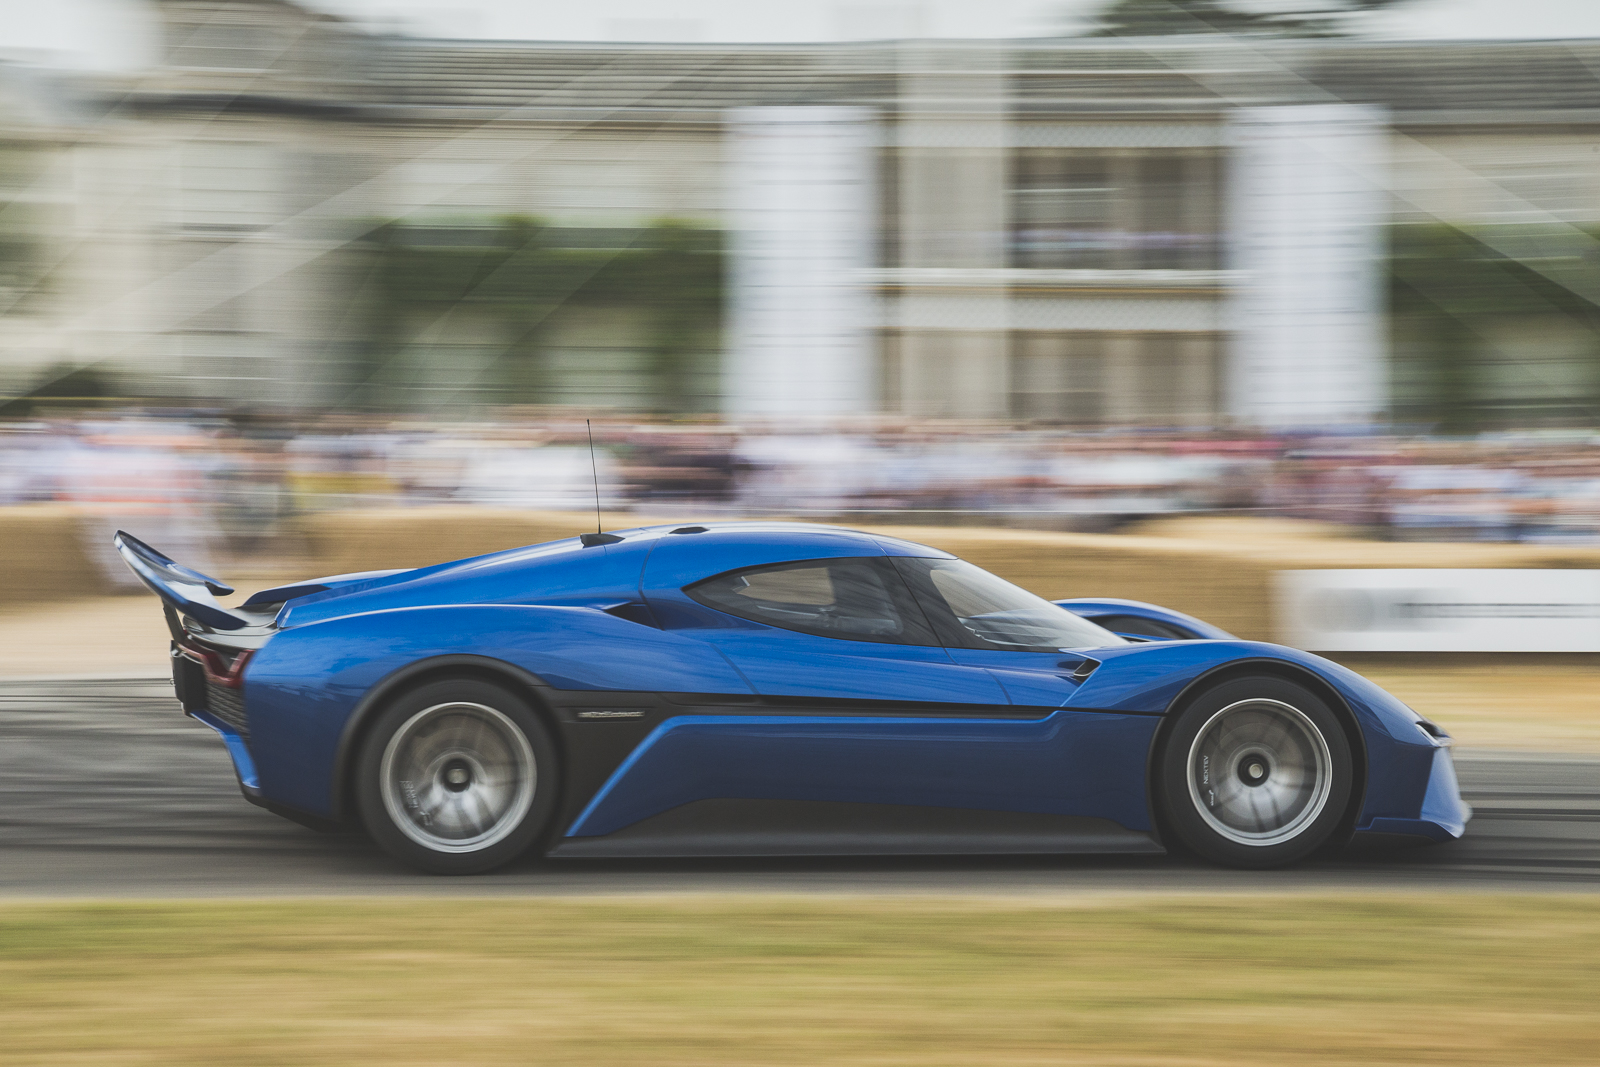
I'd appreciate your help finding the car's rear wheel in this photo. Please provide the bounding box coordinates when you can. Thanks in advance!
[356,679,557,874]
[1157,675,1352,869]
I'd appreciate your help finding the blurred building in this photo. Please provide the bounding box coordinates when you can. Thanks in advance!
[3,0,1600,428]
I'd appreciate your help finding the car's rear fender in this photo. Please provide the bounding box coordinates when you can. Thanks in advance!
[243,603,755,817]
[326,653,554,826]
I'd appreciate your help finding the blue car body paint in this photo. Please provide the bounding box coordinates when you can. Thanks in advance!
[565,711,1160,838]
[189,709,260,793]
[117,520,1467,854]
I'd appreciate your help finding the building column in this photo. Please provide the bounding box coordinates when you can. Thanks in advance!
[891,44,1011,418]
[723,106,878,418]
[1227,104,1388,428]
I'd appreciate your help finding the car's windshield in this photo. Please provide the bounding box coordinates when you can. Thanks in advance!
[895,557,1124,652]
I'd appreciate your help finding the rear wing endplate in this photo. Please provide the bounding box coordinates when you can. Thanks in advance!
[112,531,255,632]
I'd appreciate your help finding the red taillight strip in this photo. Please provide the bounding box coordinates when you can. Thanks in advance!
[176,641,254,689]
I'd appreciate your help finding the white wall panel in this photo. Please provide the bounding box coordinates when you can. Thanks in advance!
[1279,569,1600,652]
[724,106,877,416]
[1228,105,1387,428]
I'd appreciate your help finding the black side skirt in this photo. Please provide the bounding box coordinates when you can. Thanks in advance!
[545,799,1163,859]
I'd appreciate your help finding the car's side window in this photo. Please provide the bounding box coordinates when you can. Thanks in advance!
[686,557,939,646]
[892,556,1123,652]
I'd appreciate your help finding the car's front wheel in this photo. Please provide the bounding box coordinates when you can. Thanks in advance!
[355,679,558,874]
[1157,675,1352,869]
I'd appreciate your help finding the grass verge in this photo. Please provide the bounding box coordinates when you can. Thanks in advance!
[2,895,1597,1065]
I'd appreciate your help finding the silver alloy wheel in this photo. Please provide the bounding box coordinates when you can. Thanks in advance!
[1186,697,1333,847]
[379,701,536,854]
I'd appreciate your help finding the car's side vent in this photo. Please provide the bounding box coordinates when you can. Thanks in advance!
[603,601,661,628]
[1416,719,1453,745]
[1070,658,1100,682]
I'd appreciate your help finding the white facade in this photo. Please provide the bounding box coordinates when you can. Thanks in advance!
[1228,105,1388,428]
[9,15,1599,423]
[723,106,877,417]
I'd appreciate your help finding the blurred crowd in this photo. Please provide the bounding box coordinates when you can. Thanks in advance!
[8,409,1600,564]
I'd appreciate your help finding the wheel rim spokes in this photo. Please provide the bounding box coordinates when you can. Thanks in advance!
[1187,699,1332,846]
[380,702,536,853]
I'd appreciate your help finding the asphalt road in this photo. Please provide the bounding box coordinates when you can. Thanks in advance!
[3,677,1598,897]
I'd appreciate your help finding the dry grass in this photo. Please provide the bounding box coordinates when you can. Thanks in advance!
[1,895,1597,1066]
[1344,660,1600,751]
[0,595,168,677]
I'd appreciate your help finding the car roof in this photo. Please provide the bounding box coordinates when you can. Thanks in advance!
[625,520,952,559]
[277,520,954,628]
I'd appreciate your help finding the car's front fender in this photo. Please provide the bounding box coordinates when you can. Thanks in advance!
[1066,639,1459,840]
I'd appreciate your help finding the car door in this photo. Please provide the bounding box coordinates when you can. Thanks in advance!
[561,534,1157,851]
[888,555,1129,706]
[884,554,1160,827]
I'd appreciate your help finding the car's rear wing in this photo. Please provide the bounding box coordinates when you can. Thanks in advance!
[112,531,261,632]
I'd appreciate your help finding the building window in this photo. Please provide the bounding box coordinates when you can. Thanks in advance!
[1010,331,1223,426]
[0,147,59,314]
[878,147,899,267]
[179,141,279,231]
[1011,332,1106,423]
[1010,149,1223,270]
[166,142,282,394]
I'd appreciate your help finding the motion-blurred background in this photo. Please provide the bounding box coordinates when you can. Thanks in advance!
[6,13,1600,1064]
[8,0,1600,602]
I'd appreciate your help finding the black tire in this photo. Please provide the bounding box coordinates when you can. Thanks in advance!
[1156,675,1352,869]
[355,679,558,875]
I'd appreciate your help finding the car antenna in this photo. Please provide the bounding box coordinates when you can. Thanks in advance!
[587,419,601,534]
[580,420,621,547]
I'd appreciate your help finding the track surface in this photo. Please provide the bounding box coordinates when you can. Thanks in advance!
[4,678,1598,897]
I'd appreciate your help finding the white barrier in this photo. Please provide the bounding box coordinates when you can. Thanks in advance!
[1277,569,1600,652]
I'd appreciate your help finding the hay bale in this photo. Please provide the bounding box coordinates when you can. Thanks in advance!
[0,506,112,605]
[862,521,1600,642]
[296,508,674,576]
